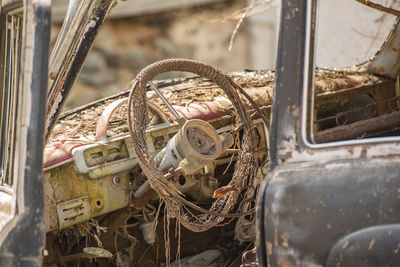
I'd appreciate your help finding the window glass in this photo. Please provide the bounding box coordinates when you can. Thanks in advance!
[0,11,23,187]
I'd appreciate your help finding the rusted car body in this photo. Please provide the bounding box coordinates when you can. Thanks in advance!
[257,1,400,266]
[0,0,50,266]
[0,0,399,266]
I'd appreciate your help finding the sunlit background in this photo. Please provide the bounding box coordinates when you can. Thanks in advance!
[50,0,399,111]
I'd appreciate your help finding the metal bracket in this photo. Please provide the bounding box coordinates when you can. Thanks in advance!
[57,196,90,230]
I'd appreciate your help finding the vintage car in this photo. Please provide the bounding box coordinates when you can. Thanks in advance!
[0,0,399,266]
[256,1,400,266]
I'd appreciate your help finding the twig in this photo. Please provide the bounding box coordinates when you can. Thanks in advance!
[228,0,256,51]
[212,0,277,23]
[355,0,400,17]
[351,28,386,40]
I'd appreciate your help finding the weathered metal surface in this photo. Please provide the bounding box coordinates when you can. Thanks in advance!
[57,196,90,229]
[44,115,268,230]
[267,0,315,169]
[73,123,174,179]
[43,64,398,236]
[48,70,394,145]
[43,162,130,232]
[0,1,51,266]
[261,159,400,266]
[37,2,400,262]
[326,224,400,266]
[256,0,400,266]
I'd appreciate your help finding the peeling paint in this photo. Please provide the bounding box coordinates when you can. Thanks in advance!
[267,242,273,256]
[281,233,290,247]
[368,238,376,250]
[277,257,294,267]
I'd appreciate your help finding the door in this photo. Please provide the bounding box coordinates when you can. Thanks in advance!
[0,0,50,265]
[256,0,400,266]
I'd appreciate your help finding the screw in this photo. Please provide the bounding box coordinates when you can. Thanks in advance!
[113,175,121,185]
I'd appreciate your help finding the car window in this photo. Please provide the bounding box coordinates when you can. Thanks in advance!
[316,0,398,68]
[0,9,23,189]
[306,2,400,146]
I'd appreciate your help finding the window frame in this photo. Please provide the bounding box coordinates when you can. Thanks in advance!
[0,7,23,189]
[300,4,400,149]
[0,1,50,264]
[269,0,400,169]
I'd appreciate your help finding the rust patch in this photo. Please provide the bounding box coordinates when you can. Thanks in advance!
[291,105,300,117]
[274,216,279,246]
[368,238,376,250]
[277,257,294,267]
[212,185,239,198]
[281,233,290,247]
[266,242,273,256]
[360,148,367,158]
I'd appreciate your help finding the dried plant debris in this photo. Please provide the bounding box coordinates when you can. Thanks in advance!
[49,69,391,142]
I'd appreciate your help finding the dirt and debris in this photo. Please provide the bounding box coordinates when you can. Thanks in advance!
[42,66,397,267]
[49,69,391,142]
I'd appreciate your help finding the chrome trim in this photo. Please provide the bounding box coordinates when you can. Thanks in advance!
[301,1,400,150]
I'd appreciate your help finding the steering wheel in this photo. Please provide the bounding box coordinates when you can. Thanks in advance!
[127,58,259,232]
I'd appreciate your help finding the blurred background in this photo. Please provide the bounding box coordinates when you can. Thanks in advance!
[50,0,399,111]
